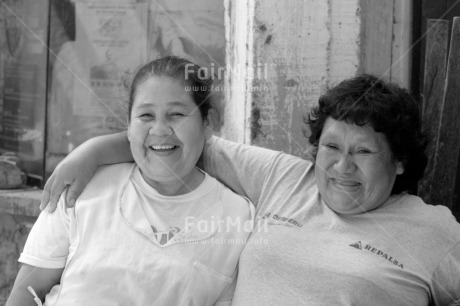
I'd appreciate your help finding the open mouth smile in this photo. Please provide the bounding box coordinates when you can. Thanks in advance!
[330,178,361,190]
[148,145,179,153]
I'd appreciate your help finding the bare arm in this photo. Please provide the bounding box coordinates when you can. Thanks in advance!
[41,131,132,212]
[203,136,282,206]
[41,133,282,211]
[6,264,64,306]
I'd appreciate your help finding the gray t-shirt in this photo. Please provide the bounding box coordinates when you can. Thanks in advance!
[203,136,460,305]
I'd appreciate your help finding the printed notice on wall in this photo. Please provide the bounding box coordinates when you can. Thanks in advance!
[73,2,147,118]
[1,62,38,152]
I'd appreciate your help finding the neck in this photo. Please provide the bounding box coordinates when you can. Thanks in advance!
[142,168,205,196]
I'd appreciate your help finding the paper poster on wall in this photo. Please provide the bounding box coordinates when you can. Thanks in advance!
[0,0,48,180]
[145,0,225,131]
[73,2,148,120]
[148,0,225,69]
[1,62,37,151]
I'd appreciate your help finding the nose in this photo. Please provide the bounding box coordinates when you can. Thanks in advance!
[148,118,173,136]
[333,152,356,174]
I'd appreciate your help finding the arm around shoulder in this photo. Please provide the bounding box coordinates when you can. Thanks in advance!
[90,131,133,166]
[203,136,280,205]
[41,131,133,212]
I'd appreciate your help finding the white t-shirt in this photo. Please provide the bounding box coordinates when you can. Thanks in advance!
[19,163,254,306]
[132,167,218,246]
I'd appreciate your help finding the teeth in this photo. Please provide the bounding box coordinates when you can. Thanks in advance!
[151,145,175,150]
[335,179,359,186]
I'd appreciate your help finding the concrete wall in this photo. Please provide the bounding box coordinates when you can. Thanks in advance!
[0,190,40,304]
[222,0,412,156]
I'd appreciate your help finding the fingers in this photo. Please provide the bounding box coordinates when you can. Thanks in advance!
[65,181,86,208]
[40,174,55,211]
[40,191,50,211]
[40,179,68,213]
[49,181,68,213]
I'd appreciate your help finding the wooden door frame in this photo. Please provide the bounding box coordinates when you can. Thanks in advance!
[411,0,460,219]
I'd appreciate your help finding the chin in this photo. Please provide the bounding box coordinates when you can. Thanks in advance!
[331,206,355,215]
[326,198,360,214]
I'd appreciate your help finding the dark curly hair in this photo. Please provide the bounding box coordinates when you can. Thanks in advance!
[128,56,213,120]
[306,74,427,195]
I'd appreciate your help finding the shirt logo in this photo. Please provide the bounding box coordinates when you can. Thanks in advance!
[261,212,303,227]
[151,225,181,245]
[349,241,362,250]
[349,241,404,269]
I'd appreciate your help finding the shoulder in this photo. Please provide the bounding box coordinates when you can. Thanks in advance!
[209,174,255,220]
[394,194,460,242]
[401,194,457,221]
[75,164,135,216]
[91,163,134,181]
[215,136,314,176]
[272,151,314,176]
[80,163,135,196]
[208,136,311,168]
[209,136,311,163]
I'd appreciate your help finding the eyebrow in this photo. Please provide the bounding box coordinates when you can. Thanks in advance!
[136,101,190,108]
[168,101,190,107]
[321,133,380,148]
[320,133,340,141]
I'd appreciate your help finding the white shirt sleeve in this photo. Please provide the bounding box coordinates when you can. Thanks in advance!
[19,195,72,269]
[203,136,280,207]
[431,241,460,305]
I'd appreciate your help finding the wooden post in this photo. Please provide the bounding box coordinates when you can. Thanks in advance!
[360,0,394,79]
[418,20,449,204]
[391,0,413,87]
[430,17,460,209]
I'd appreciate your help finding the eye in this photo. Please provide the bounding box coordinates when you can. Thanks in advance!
[325,143,339,150]
[169,113,185,119]
[139,113,154,120]
[357,148,372,154]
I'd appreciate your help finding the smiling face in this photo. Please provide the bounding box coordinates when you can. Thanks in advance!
[127,76,211,192]
[315,118,404,215]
